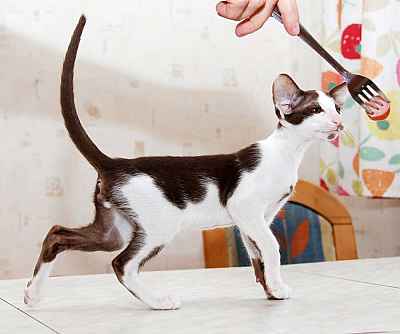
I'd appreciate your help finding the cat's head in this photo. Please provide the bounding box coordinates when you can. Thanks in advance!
[272,74,347,141]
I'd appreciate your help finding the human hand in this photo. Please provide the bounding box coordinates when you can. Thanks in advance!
[216,0,299,37]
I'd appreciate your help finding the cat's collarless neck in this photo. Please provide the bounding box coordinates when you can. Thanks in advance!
[267,125,313,157]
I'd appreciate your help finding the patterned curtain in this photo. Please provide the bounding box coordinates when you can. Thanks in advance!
[320,0,400,198]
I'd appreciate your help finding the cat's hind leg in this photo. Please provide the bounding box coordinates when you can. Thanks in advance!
[112,227,180,310]
[24,207,127,306]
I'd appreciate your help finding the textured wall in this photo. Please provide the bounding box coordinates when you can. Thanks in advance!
[1,0,395,280]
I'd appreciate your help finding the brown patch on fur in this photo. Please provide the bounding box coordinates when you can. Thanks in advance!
[247,237,273,298]
[283,91,322,125]
[247,236,261,255]
[111,224,145,279]
[33,200,125,276]
[139,246,164,268]
[251,258,269,295]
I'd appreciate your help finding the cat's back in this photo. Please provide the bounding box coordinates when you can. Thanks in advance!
[109,151,240,181]
[104,146,260,221]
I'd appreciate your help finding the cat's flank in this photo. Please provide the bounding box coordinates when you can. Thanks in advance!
[25,16,347,310]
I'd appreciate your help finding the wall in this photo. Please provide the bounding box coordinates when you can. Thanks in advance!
[0,0,397,279]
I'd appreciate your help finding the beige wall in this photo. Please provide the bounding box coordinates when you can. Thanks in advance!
[0,0,398,279]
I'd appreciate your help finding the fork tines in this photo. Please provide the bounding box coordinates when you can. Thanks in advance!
[357,82,386,104]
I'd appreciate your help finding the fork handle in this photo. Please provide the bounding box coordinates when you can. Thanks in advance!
[272,8,351,81]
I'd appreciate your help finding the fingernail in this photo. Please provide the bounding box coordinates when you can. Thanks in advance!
[235,27,245,37]
[290,24,300,35]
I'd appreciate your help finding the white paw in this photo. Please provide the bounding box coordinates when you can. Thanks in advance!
[150,295,181,310]
[24,282,41,307]
[268,282,290,300]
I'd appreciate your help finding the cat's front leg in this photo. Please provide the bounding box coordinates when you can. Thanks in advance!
[236,220,290,300]
[254,228,290,300]
[240,233,269,296]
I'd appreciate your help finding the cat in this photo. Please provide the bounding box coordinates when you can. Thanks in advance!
[24,15,347,310]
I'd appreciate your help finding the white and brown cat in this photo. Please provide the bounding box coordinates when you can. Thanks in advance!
[24,16,347,310]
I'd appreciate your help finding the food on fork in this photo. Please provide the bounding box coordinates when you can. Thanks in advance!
[364,96,390,121]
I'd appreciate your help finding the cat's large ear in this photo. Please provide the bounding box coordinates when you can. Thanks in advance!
[329,82,348,107]
[272,74,303,115]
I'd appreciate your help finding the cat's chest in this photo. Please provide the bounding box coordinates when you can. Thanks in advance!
[252,176,295,207]
[264,183,295,220]
[255,168,297,201]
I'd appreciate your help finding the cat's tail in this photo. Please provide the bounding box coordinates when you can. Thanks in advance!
[60,15,113,171]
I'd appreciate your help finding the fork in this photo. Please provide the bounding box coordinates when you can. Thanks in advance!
[272,8,390,120]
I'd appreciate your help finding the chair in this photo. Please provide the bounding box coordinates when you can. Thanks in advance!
[203,180,358,268]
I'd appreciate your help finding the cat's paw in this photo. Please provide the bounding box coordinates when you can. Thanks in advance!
[268,282,290,300]
[24,281,41,307]
[150,295,181,310]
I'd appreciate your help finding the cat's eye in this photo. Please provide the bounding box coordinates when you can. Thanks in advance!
[335,105,341,114]
[312,106,323,113]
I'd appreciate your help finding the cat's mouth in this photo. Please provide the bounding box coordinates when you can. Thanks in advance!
[327,132,339,141]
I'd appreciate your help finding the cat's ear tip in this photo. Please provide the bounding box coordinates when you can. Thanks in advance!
[276,73,293,81]
[273,74,298,87]
[329,82,348,106]
[274,74,287,83]
[273,74,300,90]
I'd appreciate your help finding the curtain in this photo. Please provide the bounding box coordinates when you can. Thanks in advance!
[320,0,400,198]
